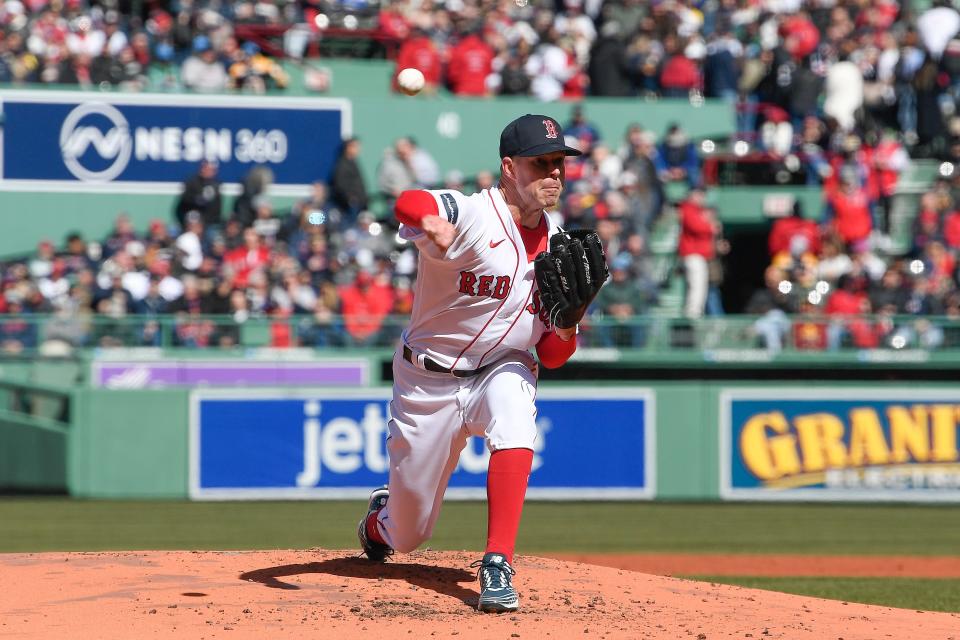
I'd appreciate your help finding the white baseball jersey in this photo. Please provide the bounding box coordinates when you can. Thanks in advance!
[399,186,559,371]
[375,186,559,554]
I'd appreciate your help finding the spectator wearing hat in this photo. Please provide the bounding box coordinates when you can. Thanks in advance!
[181,35,228,92]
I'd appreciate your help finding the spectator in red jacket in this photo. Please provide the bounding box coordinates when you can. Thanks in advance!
[394,29,442,94]
[769,201,821,257]
[943,208,960,249]
[678,188,718,318]
[377,0,411,40]
[871,130,909,233]
[825,170,872,246]
[223,228,271,288]
[826,274,878,349]
[659,35,701,98]
[447,31,494,96]
[339,269,395,346]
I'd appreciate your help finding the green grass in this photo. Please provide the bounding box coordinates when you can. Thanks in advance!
[687,576,960,613]
[1,499,960,555]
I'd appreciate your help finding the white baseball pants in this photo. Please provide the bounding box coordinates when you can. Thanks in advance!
[375,348,539,553]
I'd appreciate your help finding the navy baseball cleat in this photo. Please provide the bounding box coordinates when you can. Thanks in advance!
[357,486,393,562]
[471,552,519,613]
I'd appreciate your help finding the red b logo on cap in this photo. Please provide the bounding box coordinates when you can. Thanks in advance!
[542,119,558,139]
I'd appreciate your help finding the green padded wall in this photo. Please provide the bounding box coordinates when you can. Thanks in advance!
[68,389,189,498]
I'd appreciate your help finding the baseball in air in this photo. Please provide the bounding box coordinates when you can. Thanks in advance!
[397,68,425,96]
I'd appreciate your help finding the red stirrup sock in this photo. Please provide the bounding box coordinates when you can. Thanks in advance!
[485,448,535,564]
[365,510,387,546]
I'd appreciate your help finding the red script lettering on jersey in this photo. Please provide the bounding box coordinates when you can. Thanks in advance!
[526,290,552,327]
[458,271,511,300]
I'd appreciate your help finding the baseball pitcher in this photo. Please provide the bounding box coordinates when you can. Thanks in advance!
[357,114,609,613]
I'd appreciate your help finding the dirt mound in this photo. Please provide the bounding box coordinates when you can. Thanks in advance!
[549,553,960,577]
[1,550,957,639]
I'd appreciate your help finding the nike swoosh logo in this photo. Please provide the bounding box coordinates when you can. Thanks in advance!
[489,239,505,249]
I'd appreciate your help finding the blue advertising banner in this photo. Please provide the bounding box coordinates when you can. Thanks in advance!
[0,91,350,193]
[189,388,654,500]
[721,388,960,502]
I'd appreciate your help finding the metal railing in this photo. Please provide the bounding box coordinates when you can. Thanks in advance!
[1,313,960,359]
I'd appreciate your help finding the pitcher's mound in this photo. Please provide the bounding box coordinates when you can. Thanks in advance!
[1,550,957,639]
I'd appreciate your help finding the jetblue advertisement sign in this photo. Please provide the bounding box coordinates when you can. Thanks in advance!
[721,388,960,502]
[189,388,654,500]
[0,91,350,193]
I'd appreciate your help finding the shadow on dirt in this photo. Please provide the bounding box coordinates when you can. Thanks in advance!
[239,557,479,606]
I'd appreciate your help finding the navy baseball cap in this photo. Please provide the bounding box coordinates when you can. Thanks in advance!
[499,114,583,158]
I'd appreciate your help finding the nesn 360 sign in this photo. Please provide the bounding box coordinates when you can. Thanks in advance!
[0,91,350,193]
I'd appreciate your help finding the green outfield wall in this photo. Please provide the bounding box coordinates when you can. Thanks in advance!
[68,389,189,498]
[4,379,953,501]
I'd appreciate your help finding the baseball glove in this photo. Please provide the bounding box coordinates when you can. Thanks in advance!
[534,229,610,329]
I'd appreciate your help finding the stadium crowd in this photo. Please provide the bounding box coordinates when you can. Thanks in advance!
[7,1,960,352]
